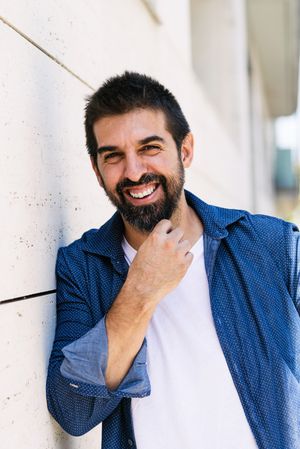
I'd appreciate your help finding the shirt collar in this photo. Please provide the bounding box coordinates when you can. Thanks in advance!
[81,189,246,258]
[184,190,246,239]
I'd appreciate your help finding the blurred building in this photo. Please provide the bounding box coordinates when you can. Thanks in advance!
[191,0,299,214]
[0,1,299,448]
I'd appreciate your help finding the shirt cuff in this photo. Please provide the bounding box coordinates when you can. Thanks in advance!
[60,317,151,398]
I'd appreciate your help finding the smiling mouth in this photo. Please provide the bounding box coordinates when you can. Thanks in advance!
[124,183,159,199]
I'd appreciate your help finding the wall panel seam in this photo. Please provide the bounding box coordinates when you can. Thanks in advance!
[0,15,94,90]
[0,289,56,305]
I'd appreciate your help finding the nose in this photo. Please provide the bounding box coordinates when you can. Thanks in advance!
[123,153,147,182]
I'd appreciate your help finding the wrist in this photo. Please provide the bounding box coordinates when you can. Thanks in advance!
[124,276,160,304]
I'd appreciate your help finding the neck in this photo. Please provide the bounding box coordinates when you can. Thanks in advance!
[123,192,203,250]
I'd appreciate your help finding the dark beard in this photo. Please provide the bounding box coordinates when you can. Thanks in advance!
[102,162,185,233]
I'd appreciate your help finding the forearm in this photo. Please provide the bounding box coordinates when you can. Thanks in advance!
[105,281,157,390]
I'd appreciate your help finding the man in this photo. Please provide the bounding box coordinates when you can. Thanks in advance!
[46,72,300,449]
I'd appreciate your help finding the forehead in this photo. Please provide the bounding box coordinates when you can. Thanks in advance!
[93,108,170,146]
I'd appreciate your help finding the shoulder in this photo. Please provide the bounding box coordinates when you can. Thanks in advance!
[243,210,297,228]
[235,210,298,240]
[59,228,98,256]
[56,211,124,270]
[229,209,299,277]
[226,208,298,252]
[55,229,100,286]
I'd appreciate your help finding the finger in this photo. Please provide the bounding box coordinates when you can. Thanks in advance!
[177,239,193,254]
[152,219,173,234]
[185,251,194,265]
[168,227,184,242]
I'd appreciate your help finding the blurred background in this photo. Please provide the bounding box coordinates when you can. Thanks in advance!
[0,1,299,448]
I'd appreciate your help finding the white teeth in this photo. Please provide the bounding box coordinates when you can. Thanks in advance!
[129,186,156,199]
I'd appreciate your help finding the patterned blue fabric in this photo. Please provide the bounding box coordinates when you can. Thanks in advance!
[46,190,300,449]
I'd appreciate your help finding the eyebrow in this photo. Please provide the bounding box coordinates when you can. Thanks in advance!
[138,135,165,145]
[97,145,118,155]
[97,135,165,155]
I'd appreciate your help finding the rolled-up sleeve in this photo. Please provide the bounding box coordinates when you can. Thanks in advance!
[60,316,149,397]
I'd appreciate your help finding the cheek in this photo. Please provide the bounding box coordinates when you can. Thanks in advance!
[158,158,181,175]
[99,167,122,191]
[150,156,174,172]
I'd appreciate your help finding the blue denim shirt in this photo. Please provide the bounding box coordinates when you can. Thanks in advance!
[46,191,300,449]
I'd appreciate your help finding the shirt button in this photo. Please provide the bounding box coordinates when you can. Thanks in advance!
[128,439,133,446]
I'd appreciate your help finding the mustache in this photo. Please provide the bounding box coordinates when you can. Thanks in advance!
[116,173,166,194]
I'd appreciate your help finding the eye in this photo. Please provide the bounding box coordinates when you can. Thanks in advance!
[103,152,123,163]
[141,145,161,154]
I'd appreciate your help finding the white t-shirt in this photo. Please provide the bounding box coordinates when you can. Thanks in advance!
[122,236,258,449]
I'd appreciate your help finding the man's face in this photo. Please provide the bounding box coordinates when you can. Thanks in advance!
[92,108,193,232]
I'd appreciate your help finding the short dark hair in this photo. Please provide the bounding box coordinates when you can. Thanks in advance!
[84,71,190,162]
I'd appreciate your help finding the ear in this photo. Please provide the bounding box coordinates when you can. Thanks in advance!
[180,133,194,168]
[90,156,103,188]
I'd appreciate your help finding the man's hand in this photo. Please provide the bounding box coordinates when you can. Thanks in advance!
[105,219,193,390]
[125,219,194,304]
